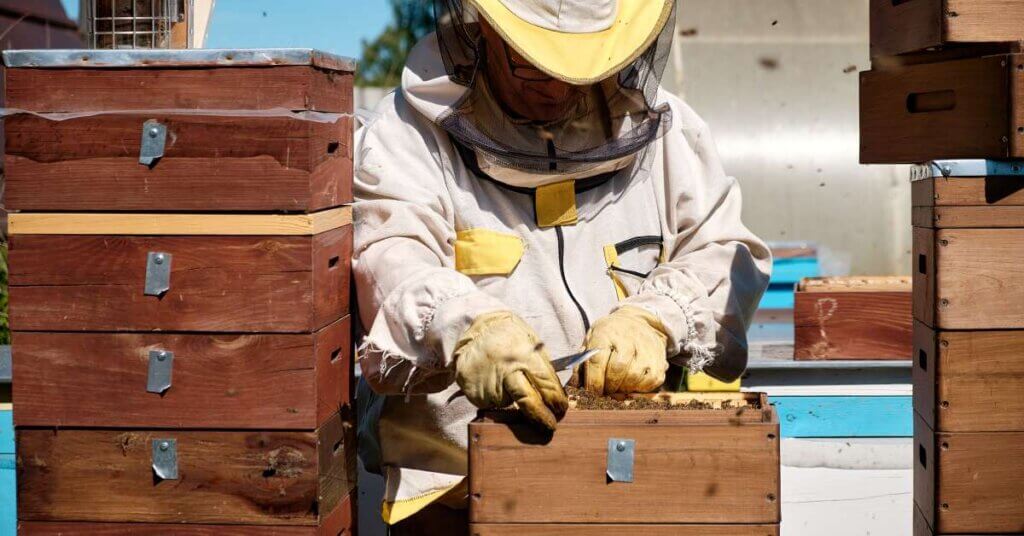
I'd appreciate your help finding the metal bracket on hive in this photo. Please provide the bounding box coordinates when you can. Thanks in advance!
[144,251,172,296]
[147,350,173,394]
[139,119,167,167]
[606,438,635,483]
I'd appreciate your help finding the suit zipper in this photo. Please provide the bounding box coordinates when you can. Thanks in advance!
[555,226,590,333]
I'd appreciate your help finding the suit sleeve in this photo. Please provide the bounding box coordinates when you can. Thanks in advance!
[620,102,772,381]
[353,93,508,395]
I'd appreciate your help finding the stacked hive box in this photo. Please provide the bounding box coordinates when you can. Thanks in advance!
[469,392,781,534]
[3,49,357,535]
[862,4,1024,534]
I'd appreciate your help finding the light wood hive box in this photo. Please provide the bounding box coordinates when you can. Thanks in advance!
[870,0,1024,59]
[469,392,780,534]
[4,49,357,535]
[793,276,911,360]
[910,170,1024,535]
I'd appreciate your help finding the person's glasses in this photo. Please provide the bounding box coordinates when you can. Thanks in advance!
[503,41,553,82]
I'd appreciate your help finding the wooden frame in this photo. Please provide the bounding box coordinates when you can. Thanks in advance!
[913,321,1024,432]
[870,0,1024,58]
[860,54,1024,164]
[9,225,351,333]
[469,393,779,525]
[5,114,353,212]
[13,316,352,430]
[471,524,779,535]
[914,413,1024,534]
[794,276,912,360]
[18,492,355,534]
[17,413,355,525]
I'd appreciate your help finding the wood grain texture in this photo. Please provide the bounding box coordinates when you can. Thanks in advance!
[871,0,1024,57]
[914,324,1024,432]
[4,114,352,212]
[797,276,909,292]
[471,524,780,536]
[8,226,351,333]
[931,228,1024,329]
[469,407,780,524]
[917,205,1024,228]
[17,417,355,525]
[5,66,352,113]
[8,207,351,236]
[913,504,932,536]
[869,0,942,58]
[912,321,938,431]
[914,176,1024,207]
[19,492,354,534]
[860,55,1013,164]
[12,317,352,429]
[913,227,936,327]
[794,290,912,360]
[913,413,936,536]
[917,420,1024,533]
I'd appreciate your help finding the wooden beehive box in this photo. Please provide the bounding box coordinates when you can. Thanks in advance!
[469,392,780,533]
[914,321,1024,433]
[870,0,1024,58]
[914,413,1024,534]
[911,169,1024,329]
[5,49,357,534]
[2,49,353,212]
[860,54,1024,164]
[794,276,912,360]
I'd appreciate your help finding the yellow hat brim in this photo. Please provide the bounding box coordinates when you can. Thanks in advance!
[469,0,675,85]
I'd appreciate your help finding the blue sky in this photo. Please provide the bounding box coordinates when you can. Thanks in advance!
[59,0,391,59]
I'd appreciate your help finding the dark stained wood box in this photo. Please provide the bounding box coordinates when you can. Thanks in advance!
[12,316,352,430]
[7,210,351,333]
[18,491,355,535]
[870,0,1024,58]
[794,276,912,360]
[860,54,1024,164]
[2,49,354,212]
[17,413,356,526]
[914,412,1024,534]
[912,175,1024,329]
[469,393,780,528]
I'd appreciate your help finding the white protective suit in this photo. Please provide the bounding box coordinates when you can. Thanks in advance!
[353,33,772,523]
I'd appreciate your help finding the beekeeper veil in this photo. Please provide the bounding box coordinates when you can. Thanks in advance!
[429,0,677,180]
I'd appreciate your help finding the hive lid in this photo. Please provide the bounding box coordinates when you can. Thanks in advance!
[2,48,356,71]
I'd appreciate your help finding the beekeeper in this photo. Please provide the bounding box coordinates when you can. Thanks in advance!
[354,0,771,531]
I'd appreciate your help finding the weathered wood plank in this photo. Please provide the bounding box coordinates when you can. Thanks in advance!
[8,226,351,333]
[5,66,352,113]
[471,524,780,536]
[914,323,1024,432]
[12,317,351,429]
[912,227,936,327]
[794,282,912,360]
[19,491,353,533]
[871,0,1024,57]
[469,406,780,524]
[930,228,1024,329]
[860,55,1014,164]
[8,207,351,236]
[4,114,352,212]
[17,417,355,525]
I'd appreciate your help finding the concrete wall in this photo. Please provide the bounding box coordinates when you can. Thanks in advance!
[669,0,910,275]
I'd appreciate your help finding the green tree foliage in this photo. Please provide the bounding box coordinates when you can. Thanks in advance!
[357,0,435,87]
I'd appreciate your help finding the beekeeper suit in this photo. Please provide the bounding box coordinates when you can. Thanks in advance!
[354,0,771,528]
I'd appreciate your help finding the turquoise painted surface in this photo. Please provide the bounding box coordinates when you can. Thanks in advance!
[0,454,12,536]
[770,257,820,284]
[758,286,795,309]
[771,396,913,438]
[0,411,11,454]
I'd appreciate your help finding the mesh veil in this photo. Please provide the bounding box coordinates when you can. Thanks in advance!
[433,0,676,176]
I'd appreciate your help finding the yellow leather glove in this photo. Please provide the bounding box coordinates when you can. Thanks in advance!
[583,306,670,395]
[454,312,569,430]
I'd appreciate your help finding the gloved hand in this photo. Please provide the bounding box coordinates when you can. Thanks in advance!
[454,311,569,430]
[583,306,670,395]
